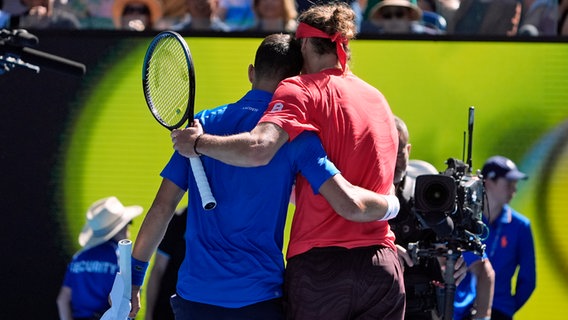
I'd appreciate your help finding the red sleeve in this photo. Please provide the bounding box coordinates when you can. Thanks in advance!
[259,78,320,141]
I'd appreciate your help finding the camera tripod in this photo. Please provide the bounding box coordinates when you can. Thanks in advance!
[408,242,464,320]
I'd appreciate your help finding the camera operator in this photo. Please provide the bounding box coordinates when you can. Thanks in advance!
[390,116,494,320]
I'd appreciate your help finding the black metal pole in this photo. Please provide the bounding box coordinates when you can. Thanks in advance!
[443,249,460,320]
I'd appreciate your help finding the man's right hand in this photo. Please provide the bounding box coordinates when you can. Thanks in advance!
[128,285,142,319]
[172,119,204,158]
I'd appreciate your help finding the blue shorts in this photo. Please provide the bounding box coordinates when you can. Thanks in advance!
[170,294,283,320]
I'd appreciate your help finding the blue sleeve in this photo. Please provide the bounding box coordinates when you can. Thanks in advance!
[290,131,339,194]
[160,151,190,191]
[462,251,484,267]
[514,220,536,311]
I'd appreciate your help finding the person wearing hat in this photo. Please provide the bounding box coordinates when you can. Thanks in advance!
[360,0,440,34]
[56,196,143,320]
[479,156,536,320]
[112,0,163,31]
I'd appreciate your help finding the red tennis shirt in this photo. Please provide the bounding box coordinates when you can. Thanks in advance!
[260,68,399,259]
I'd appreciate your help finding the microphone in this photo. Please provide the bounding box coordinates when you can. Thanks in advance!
[0,29,39,47]
[12,29,39,47]
[0,28,86,76]
[16,46,86,76]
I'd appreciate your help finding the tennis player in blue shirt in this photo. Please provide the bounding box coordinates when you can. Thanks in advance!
[480,155,536,320]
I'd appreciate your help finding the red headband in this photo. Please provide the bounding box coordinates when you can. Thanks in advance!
[295,22,348,73]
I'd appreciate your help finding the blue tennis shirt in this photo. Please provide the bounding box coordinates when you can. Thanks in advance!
[161,89,338,308]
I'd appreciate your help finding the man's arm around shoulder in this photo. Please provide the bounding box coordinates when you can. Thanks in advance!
[172,120,287,167]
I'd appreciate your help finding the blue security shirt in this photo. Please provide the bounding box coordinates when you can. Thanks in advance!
[161,89,339,308]
[483,205,536,316]
[62,241,119,318]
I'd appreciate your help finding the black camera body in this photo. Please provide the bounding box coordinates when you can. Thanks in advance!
[413,157,486,256]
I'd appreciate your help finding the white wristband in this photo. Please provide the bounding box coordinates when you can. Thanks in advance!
[378,194,400,221]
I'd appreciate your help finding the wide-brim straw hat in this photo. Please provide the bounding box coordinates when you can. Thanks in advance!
[78,196,143,249]
[370,0,422,22]
[112,0,163,28]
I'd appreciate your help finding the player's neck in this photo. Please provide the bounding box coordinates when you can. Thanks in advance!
[253,78,280,93]
[304,53,340,74]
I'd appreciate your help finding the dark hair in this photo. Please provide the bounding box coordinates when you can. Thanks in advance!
[297,2,355,58]
[254,33,303,81]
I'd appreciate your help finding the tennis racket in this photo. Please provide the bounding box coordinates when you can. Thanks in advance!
[142,31,216,210]
[100,239,132,320]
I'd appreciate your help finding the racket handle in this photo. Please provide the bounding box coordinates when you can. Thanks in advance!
[118,239,132,299]
[190,157,217,210]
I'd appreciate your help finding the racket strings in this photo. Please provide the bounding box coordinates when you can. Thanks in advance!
[145,37,191,127]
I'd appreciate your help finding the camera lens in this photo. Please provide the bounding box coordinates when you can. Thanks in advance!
[423,182,450,208]
[414,174,456,213]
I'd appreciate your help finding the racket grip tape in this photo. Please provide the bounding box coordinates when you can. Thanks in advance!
[190,157,217,210]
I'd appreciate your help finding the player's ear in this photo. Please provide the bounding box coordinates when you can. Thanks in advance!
[301,38,309,50]
[248,64,255,84]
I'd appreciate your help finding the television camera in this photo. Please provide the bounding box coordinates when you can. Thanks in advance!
[406,107,488,319]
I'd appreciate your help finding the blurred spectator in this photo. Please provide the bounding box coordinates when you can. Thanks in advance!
[417,0,447,32]
[417,0,436,11]
[81,0,116,29]
[447,0,522,36]
[112,0,163,31]
[2,0,26,14]
[217,0,255,30]
[361,0,442,34]
[436,0,460,23]
[250,0,297,32]
[11,0,80,29]
[171,0,230,31]
[363,0,381,18]
[518,0,558,36]
[156,0,187,28]
[0,0,9,28]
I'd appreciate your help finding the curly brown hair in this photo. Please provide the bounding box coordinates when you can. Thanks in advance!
[297,2,357,58]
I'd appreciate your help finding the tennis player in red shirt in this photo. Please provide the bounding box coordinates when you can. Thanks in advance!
[171,3,404,319]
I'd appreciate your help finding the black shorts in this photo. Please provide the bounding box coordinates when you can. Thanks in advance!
[170,294,283,320]
[284,245,406,320]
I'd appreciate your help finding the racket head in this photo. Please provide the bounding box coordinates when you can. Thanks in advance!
[142,31,196,130]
